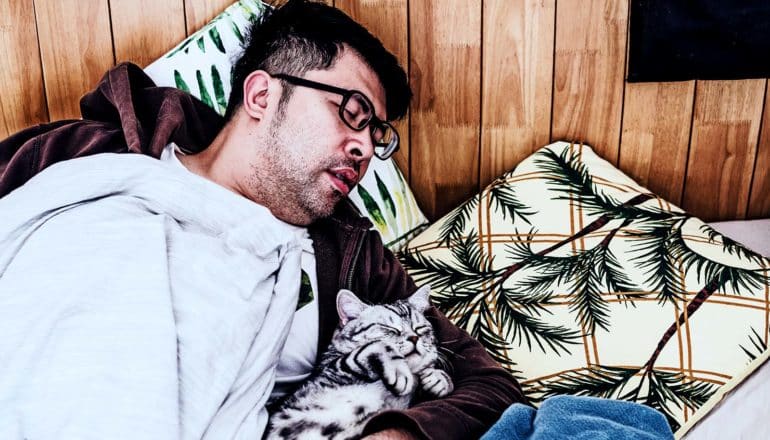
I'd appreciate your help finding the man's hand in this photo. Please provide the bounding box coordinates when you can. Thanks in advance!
[362,428,418,440]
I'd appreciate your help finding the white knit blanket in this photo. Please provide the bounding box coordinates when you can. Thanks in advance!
[0,153,302,439]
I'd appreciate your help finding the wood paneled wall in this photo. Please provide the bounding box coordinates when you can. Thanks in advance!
[2,0,768,222]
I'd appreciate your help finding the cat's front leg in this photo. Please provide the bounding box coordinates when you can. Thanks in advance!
[418,367,453,398]
[378,351,416,396]
[360,341,415,396]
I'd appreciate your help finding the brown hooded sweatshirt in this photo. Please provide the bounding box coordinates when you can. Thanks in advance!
[0,62,528,439]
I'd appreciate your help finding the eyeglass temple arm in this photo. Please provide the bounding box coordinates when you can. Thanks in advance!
[271,73,350,97]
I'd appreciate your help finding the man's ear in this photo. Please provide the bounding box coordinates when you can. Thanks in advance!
[241,70,273,121]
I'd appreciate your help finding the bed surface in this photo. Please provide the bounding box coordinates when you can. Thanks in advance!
[682,352,770,439]
[681,218,770,438]
[709,218,770,258]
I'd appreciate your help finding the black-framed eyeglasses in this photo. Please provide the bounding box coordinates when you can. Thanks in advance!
[271,73,399,160]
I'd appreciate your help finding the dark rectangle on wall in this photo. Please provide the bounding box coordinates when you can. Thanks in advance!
[628,0,770,82]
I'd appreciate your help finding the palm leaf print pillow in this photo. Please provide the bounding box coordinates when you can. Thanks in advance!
[400,141,770,436]
[143,0,428,252]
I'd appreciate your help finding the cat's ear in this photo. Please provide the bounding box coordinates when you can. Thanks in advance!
[407,285,432,313]
[336,289,368,325]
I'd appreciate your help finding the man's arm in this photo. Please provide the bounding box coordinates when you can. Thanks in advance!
[355,230,529,440]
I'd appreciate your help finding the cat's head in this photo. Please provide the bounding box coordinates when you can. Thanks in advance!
[332,285,438,371]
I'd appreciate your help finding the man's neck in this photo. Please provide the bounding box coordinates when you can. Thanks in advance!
[177,125,232,187]
[176,120,316,227]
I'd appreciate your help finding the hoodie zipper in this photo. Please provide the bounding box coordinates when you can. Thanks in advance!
[344,230,365,290]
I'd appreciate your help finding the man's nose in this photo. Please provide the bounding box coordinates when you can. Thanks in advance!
[344,128,375,161]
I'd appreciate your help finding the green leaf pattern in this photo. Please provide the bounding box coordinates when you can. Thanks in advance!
[149,0,267,116]
[173,70,190,93]
[211,65,227,113]
[296,270,314,310]
[375,171,397,219]
[399,141,770,434]
[195,70,214,110]
[208,27,225,53]
[349,160,429,252]
[357,185,387,232]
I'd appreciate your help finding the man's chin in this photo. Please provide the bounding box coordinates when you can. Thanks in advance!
[305,198,340,222]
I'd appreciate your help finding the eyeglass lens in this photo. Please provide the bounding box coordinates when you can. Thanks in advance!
[270,73,399,159]
[343,93,371,130]
[342,92,397,158]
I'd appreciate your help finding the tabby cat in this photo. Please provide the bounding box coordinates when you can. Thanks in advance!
[265,285,453,440]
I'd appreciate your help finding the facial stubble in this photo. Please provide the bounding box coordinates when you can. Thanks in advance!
[250,113,343,224]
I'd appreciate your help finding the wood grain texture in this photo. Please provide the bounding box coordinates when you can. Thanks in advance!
[184,0,233,34]
[619,82,695,206]
[0,0,48,138]
[267,0,333,5]
[3,0,770,224]
[409,0,482,220]
[551,0,628,164]
[747,83,770,219]
[335,0,411,180]
[480,0,555,186]
[110,0,186,67]
[683,79,766,221]
[35,0,114,121]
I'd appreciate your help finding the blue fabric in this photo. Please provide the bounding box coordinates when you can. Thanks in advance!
[480,396,674,440]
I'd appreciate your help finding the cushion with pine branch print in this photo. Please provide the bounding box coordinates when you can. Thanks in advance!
[400,141,770,437]
[143,0,428,252]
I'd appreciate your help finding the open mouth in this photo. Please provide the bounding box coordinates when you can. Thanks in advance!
[327,167,358,196]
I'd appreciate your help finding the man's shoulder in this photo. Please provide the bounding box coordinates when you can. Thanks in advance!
[12,152,163,193]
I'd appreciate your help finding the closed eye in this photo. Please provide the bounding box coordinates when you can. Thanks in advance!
[415,325,431,336]
[375,324,402,336]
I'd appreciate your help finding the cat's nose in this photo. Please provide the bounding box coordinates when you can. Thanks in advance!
[407,335,419,344]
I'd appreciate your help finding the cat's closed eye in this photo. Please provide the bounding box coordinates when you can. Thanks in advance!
[414,325,431,336]
[374,323,402,337]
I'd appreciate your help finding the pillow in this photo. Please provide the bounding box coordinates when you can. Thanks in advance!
[143,0,428,252]
[400,141,770,436]
[144,0,267,116]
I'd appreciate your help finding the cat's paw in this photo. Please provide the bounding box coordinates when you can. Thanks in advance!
[418,367,453,397]
[382,359,416,396]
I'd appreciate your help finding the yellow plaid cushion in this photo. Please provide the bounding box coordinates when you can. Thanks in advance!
[401,141,770,436]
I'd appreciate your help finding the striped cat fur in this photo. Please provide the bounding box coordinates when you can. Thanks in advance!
[265,285,453,440]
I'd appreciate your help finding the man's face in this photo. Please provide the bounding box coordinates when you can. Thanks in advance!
[250,49,387,225]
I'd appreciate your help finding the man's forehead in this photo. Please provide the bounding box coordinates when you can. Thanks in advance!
[305,49,387,120]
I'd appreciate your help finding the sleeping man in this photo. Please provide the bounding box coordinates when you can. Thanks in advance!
[0,1,526,439]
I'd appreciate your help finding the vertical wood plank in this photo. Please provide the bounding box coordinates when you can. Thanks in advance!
[265,0,333,5]
[110,0,186,67]
[410,0,482,220]
[480,0,554,185]
[35,0,114,120]
[747,84,770,219]
[0,0,48,137]
[551,0,628,164]
[683,79,766,221]
[618,82,695,205]
[184,0,233,34]
[335,0,410,180]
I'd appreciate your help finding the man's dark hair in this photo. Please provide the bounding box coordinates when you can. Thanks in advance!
[225,0,411,122]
